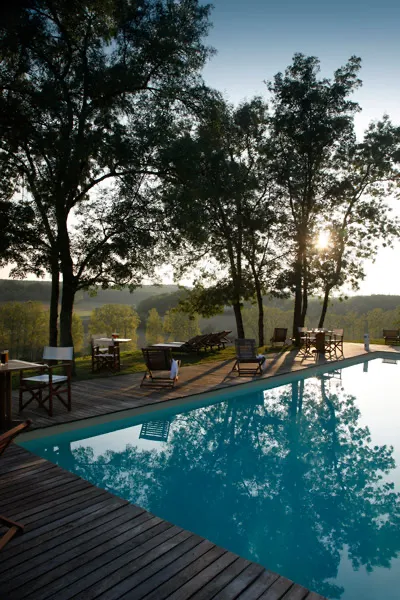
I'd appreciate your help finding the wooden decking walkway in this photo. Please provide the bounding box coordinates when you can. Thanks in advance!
[9,342,387,430]
[1,343,395,600]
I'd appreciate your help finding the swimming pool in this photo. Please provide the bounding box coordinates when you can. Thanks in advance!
[20,357,400,600]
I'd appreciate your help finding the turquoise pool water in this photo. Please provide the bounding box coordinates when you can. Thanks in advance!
[21,358,400,599]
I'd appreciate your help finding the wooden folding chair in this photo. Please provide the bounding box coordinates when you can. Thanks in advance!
[0,420,31,551]
[141,348,181,388]
[19,347,73,417]
[331,329,344,357]
[232,339,265,376]
[91,339,120,373]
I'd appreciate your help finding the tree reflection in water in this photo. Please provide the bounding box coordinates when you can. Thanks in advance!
[45,377,400,599]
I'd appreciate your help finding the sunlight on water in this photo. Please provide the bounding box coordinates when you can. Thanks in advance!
[22,359,400,600]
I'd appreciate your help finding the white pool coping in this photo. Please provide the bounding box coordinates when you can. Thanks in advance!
[17,350,399,444]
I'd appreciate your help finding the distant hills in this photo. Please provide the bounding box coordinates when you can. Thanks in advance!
[1,280,400,317]
[0,280,179,309]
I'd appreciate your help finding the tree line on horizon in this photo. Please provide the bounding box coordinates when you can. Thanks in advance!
[1,0,400,353]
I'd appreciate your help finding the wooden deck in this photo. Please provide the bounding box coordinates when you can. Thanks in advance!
[8,342,387,430]
[1,343,394,600]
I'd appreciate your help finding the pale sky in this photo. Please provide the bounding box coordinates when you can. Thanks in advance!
[1,0,400,295]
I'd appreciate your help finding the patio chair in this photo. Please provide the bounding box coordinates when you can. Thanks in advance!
[91,338,120,373]
[232,339,265,376]
[203,331,232,351]
[331,329,344,356]
[141,348,181,388]
[270,328,288,348]
[19,347,73,417]
[297,327,314,357]
[383,329,400,345]
[180,334,210,352]
[0,420,31,551]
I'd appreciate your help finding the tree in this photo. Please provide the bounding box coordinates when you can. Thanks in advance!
[163,309,200,341]
[71,313,84,353]
[89,304,140,349]
[267,54,363,342]
[145,308,164,345]
[163,96,279,339]
[0,301,48,360]
[0,0,213,348]
[313,117,400,327]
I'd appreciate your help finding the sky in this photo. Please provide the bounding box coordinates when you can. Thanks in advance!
[2,0,400,294]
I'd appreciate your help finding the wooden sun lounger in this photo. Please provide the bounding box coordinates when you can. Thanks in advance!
[141,348,181,388]
[231,339,265,376]
[383,329,400,345]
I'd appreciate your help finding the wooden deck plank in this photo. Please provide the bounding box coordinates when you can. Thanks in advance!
[100,537,212,600]
[235,570,280,599]
[189,558,253,600]
[1,512,159,595]
[165,551,240,600]
[0,506,144,581]
[52,524,183,600]
[210,563,266,600]
[281,584,310,599]
[258,577,294,599]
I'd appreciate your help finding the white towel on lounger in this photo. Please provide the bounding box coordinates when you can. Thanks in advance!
[170,359,179,379]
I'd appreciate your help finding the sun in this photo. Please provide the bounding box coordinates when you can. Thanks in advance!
[316,230,330,250]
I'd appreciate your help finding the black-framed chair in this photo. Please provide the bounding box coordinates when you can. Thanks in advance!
[141,348,181,388]
[19,347,73,417]
[91,338,120,373]
[331,329,344,357]
[232,339,265,376]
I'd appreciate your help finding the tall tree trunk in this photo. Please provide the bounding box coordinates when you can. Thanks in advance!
[233,302,245,339]
[256,283,264,347]
[49,255,59,347]
[300,254,308,326]
[292,252,303,344]
[60,276,76,347]
[251,265,264,347]
[58,220,76,350]
[318,287,330,328]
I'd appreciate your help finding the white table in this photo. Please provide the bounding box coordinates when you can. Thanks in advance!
[0,360,43,428]
[151,343,186,349]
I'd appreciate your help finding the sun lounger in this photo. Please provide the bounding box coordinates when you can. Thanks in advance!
[231,339,266,376]
[141,348,181,388]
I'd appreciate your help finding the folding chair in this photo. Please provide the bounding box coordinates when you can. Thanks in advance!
[19,347,73,417]
[331,329,344,357]
[141,348,181,388]
[0,420,31,551]
[91,338,120,373]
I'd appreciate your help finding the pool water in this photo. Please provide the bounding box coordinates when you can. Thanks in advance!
[21,358,400,600]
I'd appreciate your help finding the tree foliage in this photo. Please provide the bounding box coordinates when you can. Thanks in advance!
[89,304,140,349]
[0,0,213,348]
[145,308,164,345]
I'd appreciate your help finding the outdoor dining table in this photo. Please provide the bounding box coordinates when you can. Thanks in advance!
[306,330,333,355]
[0,360,43,429]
